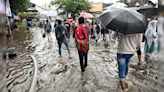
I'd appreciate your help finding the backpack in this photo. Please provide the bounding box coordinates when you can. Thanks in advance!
[56,26,64,41]
[75,25,89,51]
[45,23,51,33]
[96,25,100,33]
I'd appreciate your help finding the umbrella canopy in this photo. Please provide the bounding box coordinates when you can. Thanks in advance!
[67,19,73,22]
[99,7,148,35]
[80,13,94,18]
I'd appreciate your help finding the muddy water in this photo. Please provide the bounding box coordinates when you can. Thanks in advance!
[6,27,158,92]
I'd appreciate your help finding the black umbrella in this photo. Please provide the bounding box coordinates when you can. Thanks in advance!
[99,7,148,35]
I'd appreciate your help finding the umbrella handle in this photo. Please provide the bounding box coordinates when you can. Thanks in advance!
[116,29,120,40]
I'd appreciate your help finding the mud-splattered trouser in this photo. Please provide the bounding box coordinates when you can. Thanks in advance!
[78,51,88,72]
[117,53,133,81]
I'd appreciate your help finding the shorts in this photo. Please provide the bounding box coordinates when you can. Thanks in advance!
[117,53,133,81]
[46,32,51,39]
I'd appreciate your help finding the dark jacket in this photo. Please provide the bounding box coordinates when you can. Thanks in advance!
[55,25,69,44]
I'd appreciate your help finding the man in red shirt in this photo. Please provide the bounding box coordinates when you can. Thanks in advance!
[75,17,90,75]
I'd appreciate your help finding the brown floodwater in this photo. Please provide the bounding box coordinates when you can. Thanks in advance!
[6,27,158,92]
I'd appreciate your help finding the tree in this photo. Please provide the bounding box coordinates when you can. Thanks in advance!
[9,0,29,14]
[50,0,93,19]
[18,13,30,21]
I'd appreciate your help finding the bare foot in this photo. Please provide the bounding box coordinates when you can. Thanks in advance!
[69,54,72,59]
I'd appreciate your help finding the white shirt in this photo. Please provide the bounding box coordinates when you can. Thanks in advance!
[51,22,55,30]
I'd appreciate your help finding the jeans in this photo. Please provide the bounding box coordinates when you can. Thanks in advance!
[117,53,133,81]
[59,41,71,55]
[78,51,88,72]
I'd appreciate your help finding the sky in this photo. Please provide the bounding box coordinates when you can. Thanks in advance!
[30,0,158,6]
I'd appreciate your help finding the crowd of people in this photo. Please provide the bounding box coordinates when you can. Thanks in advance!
[39,17,113,74]
[33,16,163,92]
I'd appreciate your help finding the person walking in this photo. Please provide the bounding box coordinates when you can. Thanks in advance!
[51,20,55,31]
[40,21,43,29]
[157,16,164,53]
[113,32,143,92]
[55,20,58,28]
[86,21,90,27]
[95,20,101,42]
[55,20,72,59]
[90,21,94,39]
[144,20,157,59]
[100,22,104,38]
[35,21,38,29]
[101,28,105,40]
[72,20,77,30]
[63,19,71,42]
[72,20,78,36]
[92,21,96,39]
[104,28,112,48]
[75,17,89,75]
[84,19,88,26]
[44,20,52,42]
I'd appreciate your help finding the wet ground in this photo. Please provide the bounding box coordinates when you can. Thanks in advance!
[6,27,158,92]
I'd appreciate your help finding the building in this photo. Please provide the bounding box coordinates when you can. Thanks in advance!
[89,2,112,17]
[159,0,164,14]
[39,0,57,10]
[24,2,39,23]
[120,0,149,7]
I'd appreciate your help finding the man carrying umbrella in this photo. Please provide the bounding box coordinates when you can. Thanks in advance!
[113,32,143,91]
[99,7,147,91]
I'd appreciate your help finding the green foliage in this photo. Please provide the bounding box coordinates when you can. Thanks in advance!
[9,0,29,14]
[17,22,27,31]
[18,13,30,19]
[50,0,93,15]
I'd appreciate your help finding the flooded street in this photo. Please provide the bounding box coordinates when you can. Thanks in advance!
[6,27,158,92]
